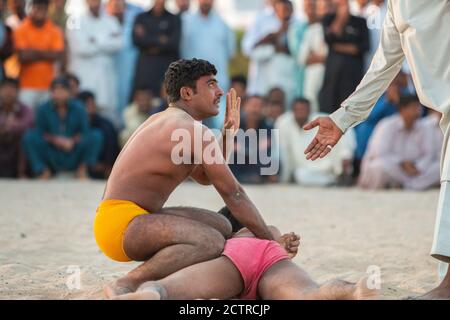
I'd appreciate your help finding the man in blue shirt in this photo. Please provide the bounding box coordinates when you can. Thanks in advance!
[180,0,236,129]
[22,76,103,179]
[107,0,143,125]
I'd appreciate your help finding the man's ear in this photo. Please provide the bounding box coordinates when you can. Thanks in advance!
[180,87,193,101]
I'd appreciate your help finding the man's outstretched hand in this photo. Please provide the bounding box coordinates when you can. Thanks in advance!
[303,116,343,161]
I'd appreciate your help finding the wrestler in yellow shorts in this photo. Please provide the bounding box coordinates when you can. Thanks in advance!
[94,200,149,262]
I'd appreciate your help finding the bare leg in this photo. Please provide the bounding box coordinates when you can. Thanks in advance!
[258,260,378,300]
[160,206,232,239]
[113,256,244,300]
[105,213,226,298]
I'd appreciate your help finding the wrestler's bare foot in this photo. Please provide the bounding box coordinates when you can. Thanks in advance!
[354,277,379,300]
[104,278,136,299]
[112,282,166,300]
[277,232,301,258]
[311,277,379,300]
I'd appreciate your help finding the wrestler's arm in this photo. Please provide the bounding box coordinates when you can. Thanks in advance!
[191,125,273,241]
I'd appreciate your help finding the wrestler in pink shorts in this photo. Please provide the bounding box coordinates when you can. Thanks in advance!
[222,237,290,300]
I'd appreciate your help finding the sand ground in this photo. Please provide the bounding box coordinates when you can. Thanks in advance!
[0,179,443,299]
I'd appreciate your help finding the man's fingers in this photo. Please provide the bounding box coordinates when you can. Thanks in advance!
[225,92,231,117]
[231,88,237,111]
[289,240,300,248]
[319,147,332,159]
[303,118,319,131]
[304,137,319,155]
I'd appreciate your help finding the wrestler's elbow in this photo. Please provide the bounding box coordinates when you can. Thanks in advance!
[219,182,245,204]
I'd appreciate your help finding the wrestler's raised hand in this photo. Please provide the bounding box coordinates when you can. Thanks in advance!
[278,232,301,259]
[303,116,343,161]
[223,88,241,136]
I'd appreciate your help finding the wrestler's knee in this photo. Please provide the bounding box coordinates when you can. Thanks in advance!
[197,227,226,258]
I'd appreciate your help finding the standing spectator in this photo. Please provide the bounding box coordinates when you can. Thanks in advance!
[245,0,297,106]
[22,77,103,179]
[133,0,180,101]
[49,0,68,30]
[242,0,279,97]
[287,0,310,99]
[0,78,33,178]
[107,0,143,124]
[276,97,355,185]
[120,87,162,147]
[353,71,407,176]
[175,0,190,14]
[294,0,330,112]
[67,0,124,127]
[229,95,274,184]
[318,0,369,114]
[0,0,14,82]
[181,0,235,128]
[5,0,26,30]
[351,0,387,70]
[4,0,26,79]
[358,95,439,190]
[78,90,119,179]
[13,0,65,110]
[49,0,68,74]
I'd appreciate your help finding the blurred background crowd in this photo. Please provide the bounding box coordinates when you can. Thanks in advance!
[0,0,443,191]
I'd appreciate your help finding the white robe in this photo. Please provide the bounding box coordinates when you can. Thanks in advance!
[66,10,124,126]
[296,22,328,112]
[242,7,296,102]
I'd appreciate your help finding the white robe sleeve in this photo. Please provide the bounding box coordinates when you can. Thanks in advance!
[330,0,405,133]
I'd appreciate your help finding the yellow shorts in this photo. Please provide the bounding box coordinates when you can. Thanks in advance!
[94,199,149,262]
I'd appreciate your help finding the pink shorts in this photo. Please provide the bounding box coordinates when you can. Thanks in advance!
[222,237,289,300]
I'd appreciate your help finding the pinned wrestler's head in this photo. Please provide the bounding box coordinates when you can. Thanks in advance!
[164,58,224,120]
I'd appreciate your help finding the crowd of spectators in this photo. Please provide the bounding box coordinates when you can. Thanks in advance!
[0,0,443,191]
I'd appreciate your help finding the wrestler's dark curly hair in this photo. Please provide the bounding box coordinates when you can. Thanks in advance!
[164,58,217,103]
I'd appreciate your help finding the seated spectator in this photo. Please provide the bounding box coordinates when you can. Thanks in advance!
[229,95,275,184]
[22,77,103,179]
[276,97,355,186]
[358,95,440,190]
[230,75,247,104]
[65,73,81,99]
[120,88,162,147]
[353,71,407,177]
[78,90,120,179]
[14,0,65,110]
[264,87,286,126]
[0,78,33,177]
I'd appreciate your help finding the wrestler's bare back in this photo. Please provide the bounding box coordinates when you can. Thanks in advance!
[103,108,199,212]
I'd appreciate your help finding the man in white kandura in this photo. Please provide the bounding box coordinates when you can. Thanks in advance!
[303,0,450,299]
